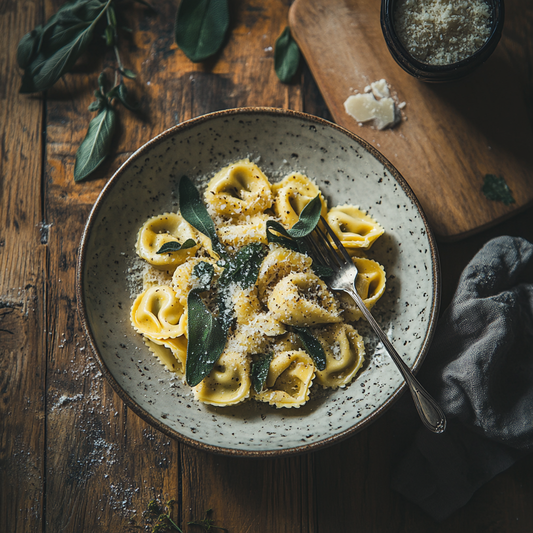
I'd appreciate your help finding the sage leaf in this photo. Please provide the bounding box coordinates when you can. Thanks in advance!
[74,105,116,182]
[156,238,197,254]
[251,352,274,394]
[287,195,322,238]
[186,290,227,387]
[88,99,104,112]
[19,0,112,93]
[275,26,300,83]
[120,68,136,79]
[215,243,268,333]
[107,82,138,110]
[192,261,215,291]
[218,243,268,290]
[266,214,332,279]
[482,174,515,205]
[293,326,327,371]
[175,0,229,62]
[178,176,227,258]
[17,27,42,69]
[312,263,334,279]
[265,220,300,252]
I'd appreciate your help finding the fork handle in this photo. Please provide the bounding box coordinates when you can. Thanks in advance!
[344,286,446,433]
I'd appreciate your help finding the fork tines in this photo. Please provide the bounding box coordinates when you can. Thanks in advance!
[307,217,351,268]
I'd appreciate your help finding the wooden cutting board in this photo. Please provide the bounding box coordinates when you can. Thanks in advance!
[289,0,533,241]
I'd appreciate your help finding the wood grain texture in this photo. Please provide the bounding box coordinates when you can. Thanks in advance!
[0,2,46,532]
[289,0,533,240]
[2,0,533,532]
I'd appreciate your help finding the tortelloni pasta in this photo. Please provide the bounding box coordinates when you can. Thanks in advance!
[254,351,315,408]
[130,160,388,409]
[136,213,201,268]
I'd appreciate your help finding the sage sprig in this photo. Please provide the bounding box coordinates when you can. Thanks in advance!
[175,0,230,62]
[18,0,113,94]
[17,0,146,182]
[274,26,301,83]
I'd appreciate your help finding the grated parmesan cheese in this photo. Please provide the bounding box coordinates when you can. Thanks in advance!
[394,0,492,65]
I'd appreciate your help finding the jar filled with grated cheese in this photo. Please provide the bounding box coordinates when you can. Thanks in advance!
[393,0,492,65]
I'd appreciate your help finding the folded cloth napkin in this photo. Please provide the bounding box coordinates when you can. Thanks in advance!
[391,236,533,521]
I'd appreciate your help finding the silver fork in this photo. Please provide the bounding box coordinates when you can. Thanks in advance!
[308,217,446,433]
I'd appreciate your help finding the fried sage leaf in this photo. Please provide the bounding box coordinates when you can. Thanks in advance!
[287,194,322,238]
[191,261,215,291]
[74,105,116,182]
[175,0,229,62]
[274,26,301,83]
[265,220,300,252]
[186,290,227,387]
[251,352,274,394]
[218,243,268,290]
[293,326,327,371]
[178,175,227,258]
[156,238,197,255]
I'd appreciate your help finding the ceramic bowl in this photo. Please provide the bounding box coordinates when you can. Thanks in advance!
[381,0,505,82]
[77,107,440,457]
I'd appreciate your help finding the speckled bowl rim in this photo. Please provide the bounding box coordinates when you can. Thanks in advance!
[76,107,441,458]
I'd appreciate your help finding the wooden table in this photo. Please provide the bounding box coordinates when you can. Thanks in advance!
[2,1,533,532]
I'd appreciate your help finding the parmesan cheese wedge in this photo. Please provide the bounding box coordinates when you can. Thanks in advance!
[344,92,398,130]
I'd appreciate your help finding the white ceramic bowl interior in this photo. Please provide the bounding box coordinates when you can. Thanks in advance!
[77,108,440,457]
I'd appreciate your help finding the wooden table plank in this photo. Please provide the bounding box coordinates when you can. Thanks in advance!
[41,2,183,531]
[0,2,46,532]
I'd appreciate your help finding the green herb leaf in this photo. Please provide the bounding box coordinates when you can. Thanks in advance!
[105,24,114,46]
[156,238,197,255]
[266,220,300,252]
[178,176,227,258]
[74,105,116,182]
[88,99,104,111]
[251,352,274,394]
[121,67,137,79]
[287,194,322,238]
[274,26,301,83]
[175,0,229,62]
[186,291,227,387]
[482,174,515,205]
[293,326,327,371]
[17,27,42,69]
[312,263,334,279]
[216,243,268,332]
[107,82,138,110]
[192,261,215,291]
[19,0,112,93]
[218,243,268,290]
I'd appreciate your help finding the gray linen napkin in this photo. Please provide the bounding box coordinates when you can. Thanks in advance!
[391,236,533,521]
